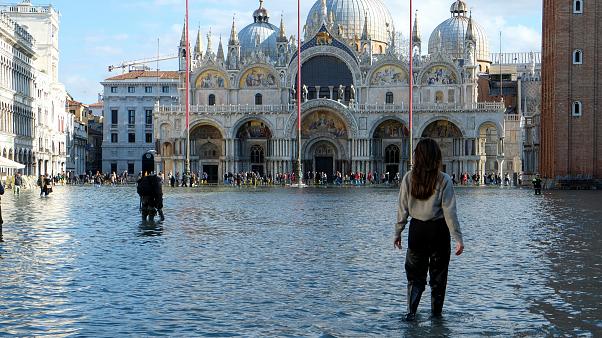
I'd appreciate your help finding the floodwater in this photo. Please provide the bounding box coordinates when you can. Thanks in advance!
[0,185,600,337]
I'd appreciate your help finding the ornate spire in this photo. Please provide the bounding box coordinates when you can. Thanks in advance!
[229,15,239,45]
[194,26,202,56]
[412,10,421,44]
[180,20,186,47]
[361,13,370,40]
[206,28,213,55]
[465,11,476,43]
[217,35,224,60]
[278,14,287,42]
[320,0,328,24]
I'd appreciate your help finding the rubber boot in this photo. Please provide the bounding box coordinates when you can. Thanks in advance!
[158,209,165,221]
[431,292,445,318]
[405,284,424,321]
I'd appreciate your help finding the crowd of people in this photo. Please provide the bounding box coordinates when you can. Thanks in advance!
[450,172,514,186]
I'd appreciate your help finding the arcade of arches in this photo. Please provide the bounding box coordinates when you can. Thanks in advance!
[156,117,506,183]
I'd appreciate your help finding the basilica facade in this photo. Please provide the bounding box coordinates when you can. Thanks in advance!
[154,0,518,183]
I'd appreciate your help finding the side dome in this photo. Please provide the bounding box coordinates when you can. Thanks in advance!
[305,0,395,44]
[238,0,280,59]
[428,0,490,63]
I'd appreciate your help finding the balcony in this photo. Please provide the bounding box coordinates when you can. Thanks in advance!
[158,101,506,115]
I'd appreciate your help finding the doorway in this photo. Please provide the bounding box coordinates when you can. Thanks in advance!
[202,165,219,184]
[315,157,334,181]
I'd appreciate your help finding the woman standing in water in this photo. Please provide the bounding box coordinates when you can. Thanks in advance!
[394,138,465,321]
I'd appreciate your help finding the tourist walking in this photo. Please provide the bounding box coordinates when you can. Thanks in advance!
[137,161,164,222]
[394,138,464,321]
[0,178,4,225]
[532,174,542,195]
[14,172,22,195]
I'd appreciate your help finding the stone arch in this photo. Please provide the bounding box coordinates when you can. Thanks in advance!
[285,99,358,138]
[303,137,346,160]
[188,119,226,139]
[8,148,13,160]
[418,62,461,86]
[237,64,280,89]
[231,116,274,140]
[478,121,504,138]
[369,116,410,138]
[416,116,467,139]
[366,62,410,87]
[286,46,362,89]
[159,122,172,140]
[194,67,229,89]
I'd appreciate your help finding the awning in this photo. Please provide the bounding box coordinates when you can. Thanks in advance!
[0,156,25,169]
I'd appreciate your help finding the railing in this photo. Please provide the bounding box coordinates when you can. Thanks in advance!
[158,104,295,114]
[158,101,506,115]
[505,114,521,122]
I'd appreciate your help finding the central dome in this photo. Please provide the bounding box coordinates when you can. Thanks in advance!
[305,0,395,44]
[239,0,280,59]
[428,0,490,63]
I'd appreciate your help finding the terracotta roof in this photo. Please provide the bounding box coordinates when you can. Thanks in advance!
[89,101,104,108]
[105,70,180,81]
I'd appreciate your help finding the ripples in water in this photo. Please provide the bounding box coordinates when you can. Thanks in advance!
[0,186,600,336]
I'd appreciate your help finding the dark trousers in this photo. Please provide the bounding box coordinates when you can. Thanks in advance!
[405,218,451,310]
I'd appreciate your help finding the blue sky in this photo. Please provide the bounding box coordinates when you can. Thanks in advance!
[39,0,542,103]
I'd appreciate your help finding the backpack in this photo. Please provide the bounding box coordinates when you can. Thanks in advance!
[0,182,4,195]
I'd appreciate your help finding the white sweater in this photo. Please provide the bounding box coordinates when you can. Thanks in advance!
[396,171,464,245]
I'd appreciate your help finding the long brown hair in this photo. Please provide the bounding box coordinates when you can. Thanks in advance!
[411,138,443,200]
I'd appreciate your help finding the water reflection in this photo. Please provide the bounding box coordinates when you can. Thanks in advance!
[0,186,599,336]
[139,221,164,237]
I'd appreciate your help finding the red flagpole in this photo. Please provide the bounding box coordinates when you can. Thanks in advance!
[297,0,302,186]
[408,0,414,169]
[185,0,191,174]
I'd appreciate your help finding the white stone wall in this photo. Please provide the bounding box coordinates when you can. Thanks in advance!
[101,76,179,174]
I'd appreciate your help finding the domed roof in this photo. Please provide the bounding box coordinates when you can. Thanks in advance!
[428,1,490,62]
[239,0,280,59]
[305,0,395,44]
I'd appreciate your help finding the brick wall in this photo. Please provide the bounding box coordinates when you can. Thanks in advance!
[541,0,601,179]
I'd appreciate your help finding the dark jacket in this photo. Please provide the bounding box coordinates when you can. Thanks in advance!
[137,175,163,208]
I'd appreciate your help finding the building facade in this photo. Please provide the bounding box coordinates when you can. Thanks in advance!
[1,0,68,177]
[0,10,35,175]
[66,98,88,175]
[154,0,519,184]
[101,71,179,174]
[542,0,602,185]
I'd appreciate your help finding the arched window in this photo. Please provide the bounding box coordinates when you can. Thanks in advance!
[255,93,263,105]
[572,101,582,117]
[574,0,583,13]
[208,94,216,106]
[385,92,394,104]
[250,145,265,163]
[385,145,400,164]
[573,49,583,64]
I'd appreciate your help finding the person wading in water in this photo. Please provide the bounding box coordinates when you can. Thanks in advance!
[394,138,465,321]
[137,154,164,222]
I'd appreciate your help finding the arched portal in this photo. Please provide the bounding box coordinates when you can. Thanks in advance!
[421,120,464,175]
[190,124,224,183]
[296,55,353,101]
[235,119,272,176]
[301,110,349,179]
[372,119,410,180]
